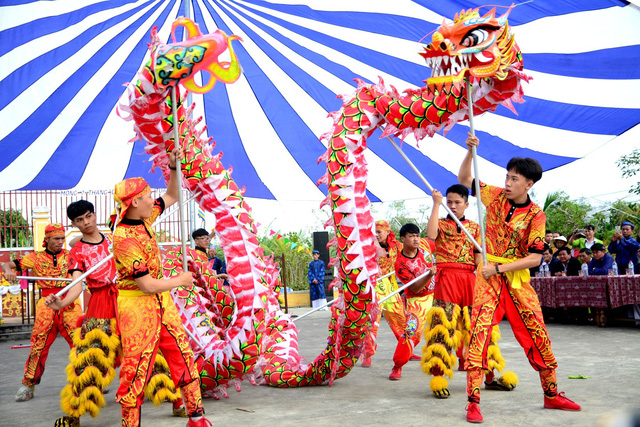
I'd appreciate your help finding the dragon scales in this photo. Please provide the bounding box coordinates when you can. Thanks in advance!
[120,5,529,395]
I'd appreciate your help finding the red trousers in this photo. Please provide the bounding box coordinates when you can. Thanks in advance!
[23,298,81,386]
[386,293,433,368]
[117,292,202,426]
[466,277,557,372]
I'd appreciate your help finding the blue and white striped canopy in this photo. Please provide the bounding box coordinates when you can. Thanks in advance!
[1,0,639,202]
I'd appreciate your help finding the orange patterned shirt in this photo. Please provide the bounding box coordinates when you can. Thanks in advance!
[113,198,165,291]
[15,249,71,289]
[474,181,545,259]
[378,239,402,275]
[435,216,480,265]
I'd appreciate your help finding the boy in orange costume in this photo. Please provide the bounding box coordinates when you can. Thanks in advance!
[459,134,580,423]
[422,185,516,399]
[388,223,436,381]
[362,220,404,367]
[46,200,185,426]
[2,223,81,402]
[112,149,211,427]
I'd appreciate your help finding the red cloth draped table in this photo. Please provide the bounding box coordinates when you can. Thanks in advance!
[607,275,640,308]
[530,276,608,308]
[555,276,608,308]
[530,277,557,308]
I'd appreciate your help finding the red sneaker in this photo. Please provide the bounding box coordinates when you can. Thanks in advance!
[465,403,483,423]
[389,366,402,380]
[544,392,581,411]
[409,354,421,361]
[361,356,372,367]
[186,417,213,427]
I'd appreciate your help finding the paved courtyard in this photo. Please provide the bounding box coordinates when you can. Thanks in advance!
[1,309,638,426]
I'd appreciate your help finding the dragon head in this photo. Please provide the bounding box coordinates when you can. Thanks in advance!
[420,5,522,89]
[149,17,242,94]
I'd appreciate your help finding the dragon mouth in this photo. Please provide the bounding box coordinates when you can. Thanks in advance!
[424,51,495,86]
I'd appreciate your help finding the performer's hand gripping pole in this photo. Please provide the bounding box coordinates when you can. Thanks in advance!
[466,79,488,265]
[385,136,482,253]
[171,86,189,272]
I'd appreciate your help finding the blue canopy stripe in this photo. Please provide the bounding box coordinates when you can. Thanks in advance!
[0,0,638,203]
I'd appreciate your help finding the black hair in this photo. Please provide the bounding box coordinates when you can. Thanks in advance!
[585,224,595,231]
[445,184,469,202]
[555,247,571,256]
[591,243,606,252]
[545,231,553,235]
[542,244,551,254]
[579,248,592,255]
[67,200,94,222]
[399,223,420,237]
[191,228,209,239]
[506,157,543,183]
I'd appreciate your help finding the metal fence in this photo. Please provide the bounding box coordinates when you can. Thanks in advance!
[0,189,196,250]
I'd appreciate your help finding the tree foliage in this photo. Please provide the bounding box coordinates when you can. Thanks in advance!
[0,209,32,248]
[377,201,430,237]
[543,191,640,242]
[617,148,640,196]
[543,191,593,238]
[258,230,314,291]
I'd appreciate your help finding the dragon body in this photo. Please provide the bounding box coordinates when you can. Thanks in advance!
[120,6,527,395]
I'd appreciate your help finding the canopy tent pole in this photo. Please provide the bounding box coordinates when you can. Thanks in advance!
[385,135,482,253]
[466,79,488,265]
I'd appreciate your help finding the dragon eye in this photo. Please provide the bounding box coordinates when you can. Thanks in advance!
[461,28,489,47]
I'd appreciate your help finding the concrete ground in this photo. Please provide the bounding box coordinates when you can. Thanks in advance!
[1,309,639,427]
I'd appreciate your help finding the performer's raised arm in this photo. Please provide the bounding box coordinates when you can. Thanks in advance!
[426,190,442,241]
[458,133,478,189]
[160,147,184,208]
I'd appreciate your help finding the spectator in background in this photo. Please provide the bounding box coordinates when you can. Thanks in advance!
[578,248,592,266]
[550,247,581,276]
[588,243,614,276]
[308,250,327,310]
[550,232,560,252]
[211,249,229,287]
[569,225,602,250]
[544,232,554,247]
[191,228,211,264]
[608,221,640,274]
[552,236,570,257]
[530,245,558,276]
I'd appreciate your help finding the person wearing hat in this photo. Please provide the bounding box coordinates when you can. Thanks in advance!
[361,219,405,368]
[551,235,570,257]
[588,243,614,276]
[1,223,81,402]
[308,249,327,310]
[608,221,640,274]
[44,201,186,425]
[111,148,210,427]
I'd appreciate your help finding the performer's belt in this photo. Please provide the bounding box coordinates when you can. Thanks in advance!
[118,289,148,297]
[438,263,476,272]
[487,254,530,290]
[41,288,65,297]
